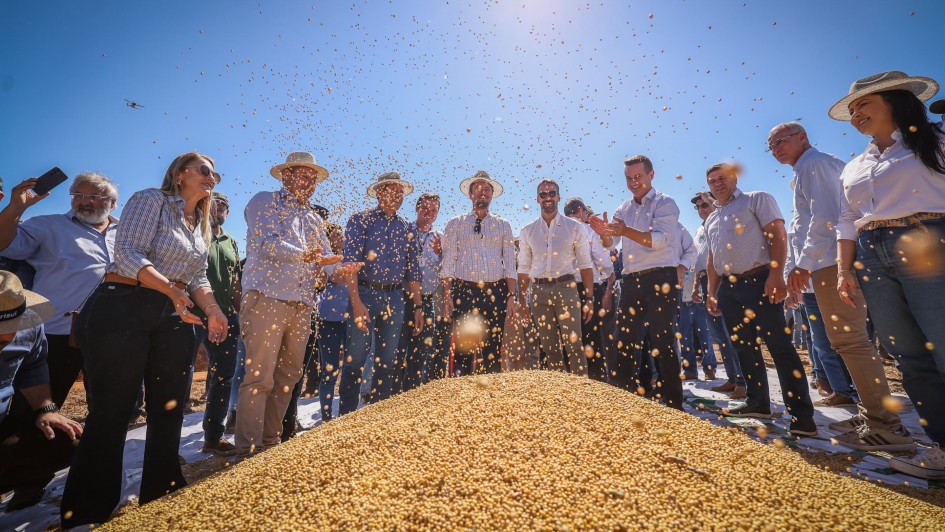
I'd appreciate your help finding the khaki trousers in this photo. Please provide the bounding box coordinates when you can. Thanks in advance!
[529,281,587,376]
[811,267,902,429]
[236,290,313,454]
[503,310,541,371]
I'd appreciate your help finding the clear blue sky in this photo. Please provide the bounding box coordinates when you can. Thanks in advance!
[1,0,941,245]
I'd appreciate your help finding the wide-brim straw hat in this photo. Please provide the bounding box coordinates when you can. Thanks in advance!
[459,170,504,198]
[0,270,55,334]
[269,152,329,183]
[367,172,414,199]
[828,71,939,121]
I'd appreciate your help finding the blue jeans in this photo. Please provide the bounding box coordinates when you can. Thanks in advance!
[856,220,945,445]
[193,314,240,442]
[318,320,346,422]
[339,287,406,416]
[803,293,856,400]
[678,301,718,377]
[227,338,246,415]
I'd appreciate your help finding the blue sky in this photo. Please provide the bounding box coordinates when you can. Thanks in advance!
[1,0,941,245]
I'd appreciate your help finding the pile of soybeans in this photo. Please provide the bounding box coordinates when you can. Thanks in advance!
[107,371,945,530]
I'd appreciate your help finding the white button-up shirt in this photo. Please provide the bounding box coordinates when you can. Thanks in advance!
[571,223,614,284]
[790,147,847,272]
[705,189,784,275]
[693,224,710,274]
[518,212,593,279]
[441,212,517,283]
[838,129,945,240]
[610,188,680,273]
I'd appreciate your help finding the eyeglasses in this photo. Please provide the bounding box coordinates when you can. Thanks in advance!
[693,202,710,210]
[765,132,801,152]
[474,217,483,236]
[538,190,558,199]
[70,193,111,202]
[185,164,221,183]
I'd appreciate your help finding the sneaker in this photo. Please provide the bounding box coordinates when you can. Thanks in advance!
[889,443,945,480]
[827,415,867,432]
[727,386,747,400]
[814,393,856,407]
[724,403,776,419]
[704,368,716,381]
[224,413,236,435]
[833,425,915,452]
[790,416,818,437]
[201,439,238,456]
[711,381,736,393]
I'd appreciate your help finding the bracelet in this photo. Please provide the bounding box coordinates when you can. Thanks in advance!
[34,402,58,418]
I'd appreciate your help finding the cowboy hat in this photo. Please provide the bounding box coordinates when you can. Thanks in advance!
[367,172,414,199]
[269,152,329,183]
[0,271,55,335]
[459,170,504,198]
[828,71,939,121]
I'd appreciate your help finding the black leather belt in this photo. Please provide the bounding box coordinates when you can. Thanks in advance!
[454,279,505,289]
[727,264,770,281]
[358,279,403,291]
[623,266,670,279]
[532,274,575,285]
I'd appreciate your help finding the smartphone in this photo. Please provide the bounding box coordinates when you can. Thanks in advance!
[32,167,69,196]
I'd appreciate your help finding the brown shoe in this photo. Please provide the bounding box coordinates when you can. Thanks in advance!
[711,381,736,393]
[727,386,748,400]
[201,438,238,456]
[814,393,856,407]
[704,368,716,381]
[816,378,833,397]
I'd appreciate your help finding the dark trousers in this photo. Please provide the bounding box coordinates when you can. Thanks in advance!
[427,316,451,381]
[61,284,195,527]
[193,314,240,443]
[283,312,320,440]
[452,281,508,375]
[395,294,437,393]
[716,272,814,419]
[607,267,683,410]
[45,334,89,409]
[577,282,611,382]
[0,398,77,493]
[317,320,347,422]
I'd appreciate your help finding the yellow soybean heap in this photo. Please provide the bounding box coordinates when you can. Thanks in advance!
[107,371,945,530]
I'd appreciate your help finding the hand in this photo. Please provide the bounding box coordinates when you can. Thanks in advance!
[691,288,702,304]
[787,267,811,293]
[169,287,202,325]
[411,305,424,336]
[8,178,48,212]
[589,212,626,238]
[676,265,686,289]
[837,270,858,308]
[36,411,83,441]
[764,271,788,304]
[443,294,454,323]
[705,294,721,317]
[518,302,532,327]
[784,290,800,311]
[506,296,518,319]
[352,299,370,333]
[207,312,228,343]
[582,296,594,324]
[303,245,341,266]
[431,234,443,257]
[602,289,614,312]
[334,261,364,278]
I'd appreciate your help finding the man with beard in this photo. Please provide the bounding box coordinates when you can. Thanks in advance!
[0,172,118,507]
[441,171,518,375]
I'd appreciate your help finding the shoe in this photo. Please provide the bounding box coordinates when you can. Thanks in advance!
[815,378,833,397]
[727,386,747,400]
[703,368,716,381]
[224,413,236,435]
[201,438,238,456]
[814,393,856,407]
[809,377,818,390]
[827,415,867,432]
[790,416,818,437]
[711,381,736,393]
[682,374,699,381]
[833,425,915,452]
[5,483,45,511]
[889,443,945,480]
[724,403,776,419]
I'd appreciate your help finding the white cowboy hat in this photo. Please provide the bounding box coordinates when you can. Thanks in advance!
[269,152,329,183]
[367,171,414,199]
[459,170,504,198]
[828,71,939,121]
[0,270,55,335]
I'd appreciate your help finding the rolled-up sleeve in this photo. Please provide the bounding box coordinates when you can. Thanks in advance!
[649,198,679,250]
[0,218,44,260]
[517,228,533,275]
[12,327,49,390]
[574,225,594,271]
[836,166,860,241]
[502,221,517,279]
[112,190,162,278]
[797,158,845,271]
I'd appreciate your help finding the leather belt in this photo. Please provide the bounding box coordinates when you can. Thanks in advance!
[358,279,403,291]
[623,266,669,279]
[859,212,945,233]
[104,273,186,292]
[532,274,575,285]
[726,264,770,281]
[454,279,505,289]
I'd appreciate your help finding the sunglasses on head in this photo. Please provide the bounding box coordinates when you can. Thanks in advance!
[185,164,221,183]
[538,190,558,199]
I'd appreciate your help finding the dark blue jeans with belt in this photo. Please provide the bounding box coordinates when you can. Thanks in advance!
[62,282,195,527]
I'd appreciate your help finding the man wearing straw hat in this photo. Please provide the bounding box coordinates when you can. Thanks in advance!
[337,172,423,416]
[236,152,347,457]
[441,170,518,376]
[0,270,83,509]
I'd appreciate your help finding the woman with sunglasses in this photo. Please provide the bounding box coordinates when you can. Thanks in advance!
[832,71,945,480]
[61,153,229,526]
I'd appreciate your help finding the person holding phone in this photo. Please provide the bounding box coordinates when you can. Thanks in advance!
[60,152,229,527]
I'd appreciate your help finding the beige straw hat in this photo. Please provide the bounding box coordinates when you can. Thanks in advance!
[0,270,55,334]
[459,170,504,198]
[367,172,414,199]
[828,71,939,121]
[269,152,329,183]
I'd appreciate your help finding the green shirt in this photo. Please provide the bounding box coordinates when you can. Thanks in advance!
[195,229,240,318]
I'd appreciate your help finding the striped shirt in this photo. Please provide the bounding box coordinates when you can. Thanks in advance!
[705,189,783,276]
[108,188,211,292]
[441,212,517,283]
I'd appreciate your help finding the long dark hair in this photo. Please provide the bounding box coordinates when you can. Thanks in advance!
[879,89,945,175]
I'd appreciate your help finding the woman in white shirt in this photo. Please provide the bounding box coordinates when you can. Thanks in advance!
[831,71,945,481]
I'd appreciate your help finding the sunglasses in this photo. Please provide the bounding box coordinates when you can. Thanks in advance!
[694,202,710,210]
[474,217,483,236]
[538,190,558,199]
[185,164,221,183]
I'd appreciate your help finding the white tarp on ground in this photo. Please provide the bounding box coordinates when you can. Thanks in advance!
[0,368,937,532]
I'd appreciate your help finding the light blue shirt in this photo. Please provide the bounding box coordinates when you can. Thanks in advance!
[1,212,117,334]
[611,188,680,273]
[676,222,697,269]
[410,223,442,295]
[790,147,846,272]
[0,324,48,424]
[693,224,710,274]
[242,188,331,307]
[706,189,784,276]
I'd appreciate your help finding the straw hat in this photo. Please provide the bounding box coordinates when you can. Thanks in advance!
[0,270,55,334]
[459,170,504,198]
[269,152,329,183]
[367,172,414,199]
[828,71,939,121]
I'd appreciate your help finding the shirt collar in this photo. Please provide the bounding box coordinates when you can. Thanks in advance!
[865,130,904,156]
[793,146,818,169]
[633,187,657,205]
[713,188,742,208]
[66,210,119,229]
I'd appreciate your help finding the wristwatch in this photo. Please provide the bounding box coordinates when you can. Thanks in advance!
[34,402,59,418]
